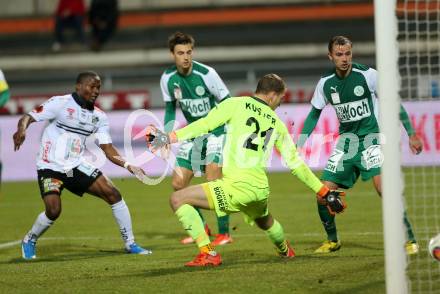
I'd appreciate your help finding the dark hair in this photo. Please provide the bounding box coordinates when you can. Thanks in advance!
[328,36,352,53]
[76,71,99,84]
[168,31,195,52]
[255,74,286,95]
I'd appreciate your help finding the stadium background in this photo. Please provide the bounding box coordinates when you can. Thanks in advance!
[1,0,438,180]
[0,0,439,293]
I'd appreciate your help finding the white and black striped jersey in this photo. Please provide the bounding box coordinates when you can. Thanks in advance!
[28,93,111,173]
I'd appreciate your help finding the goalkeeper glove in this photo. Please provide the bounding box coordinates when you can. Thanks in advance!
[145,125,169,152]
[145,125,178,154]
[317,186,347,215]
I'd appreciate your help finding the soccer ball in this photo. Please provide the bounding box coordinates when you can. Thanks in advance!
[428,233,440,262]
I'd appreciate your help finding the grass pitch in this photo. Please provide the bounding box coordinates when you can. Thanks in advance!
[0,171,436,293]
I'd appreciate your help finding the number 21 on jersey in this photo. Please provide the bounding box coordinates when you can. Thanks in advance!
[243,117,273,151]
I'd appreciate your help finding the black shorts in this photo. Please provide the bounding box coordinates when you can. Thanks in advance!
[37,165,102,197]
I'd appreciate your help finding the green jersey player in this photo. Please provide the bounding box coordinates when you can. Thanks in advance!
[160,32,231,246]
[298,36,423,255]
[147,74,342,266]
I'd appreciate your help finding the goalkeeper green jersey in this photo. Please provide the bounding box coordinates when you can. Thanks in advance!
[160,60,230,135]
[311,63,379,137]
[175,96,324,193]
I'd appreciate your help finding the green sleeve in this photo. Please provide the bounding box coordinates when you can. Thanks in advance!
[399,104,415,136]
[176,98,235,141]
[0,89,10,107]
[275,124,324,193]
[164,101,176,133]
[297,106,322,147]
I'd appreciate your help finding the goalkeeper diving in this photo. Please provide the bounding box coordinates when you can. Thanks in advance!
[146,73,345,266]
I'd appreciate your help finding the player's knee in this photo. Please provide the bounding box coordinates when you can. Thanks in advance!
[172,178,186,191]
[103,187,122,205]
[169,191,184,210]
[255,215,273,230]
[46,206,61,220]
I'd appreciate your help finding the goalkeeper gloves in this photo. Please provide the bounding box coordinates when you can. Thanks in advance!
[145,127,169,150]
[317,186,347,215]
[144,125,177,154]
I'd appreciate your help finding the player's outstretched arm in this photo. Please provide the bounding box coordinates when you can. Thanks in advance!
[174,98,235,141]
[275,124,323,192]
[13,114,35,151]
[274,125,348,213]
[399,104,423,154]
[145,98,236,147]
[297,106,322,148]
[100,143,147,177]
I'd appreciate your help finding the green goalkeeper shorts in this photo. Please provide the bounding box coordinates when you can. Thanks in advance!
[321,137,382,189]
[176,133,224,173]
[202,178,270,225]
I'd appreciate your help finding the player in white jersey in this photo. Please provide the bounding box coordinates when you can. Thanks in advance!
[13,71,152,260]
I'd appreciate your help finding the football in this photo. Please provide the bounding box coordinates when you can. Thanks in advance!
[428,233,440,262]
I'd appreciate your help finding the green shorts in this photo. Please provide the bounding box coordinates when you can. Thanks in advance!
[202,179,270,225]
[176,133,224,173]
[322,136,382,189]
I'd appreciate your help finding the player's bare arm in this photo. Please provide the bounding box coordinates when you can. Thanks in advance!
[13,114,35,151]
[100,143,146,176]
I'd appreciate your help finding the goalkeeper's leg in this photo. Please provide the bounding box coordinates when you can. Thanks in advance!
[170,184,221,266]
[255,213,294,257]
[206,163,232,245]
[172,166,212,244]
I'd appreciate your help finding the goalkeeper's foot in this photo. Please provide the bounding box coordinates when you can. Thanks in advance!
[185,252,222,267]
[405,241,419,255]
[126,243,153,255]
[21,239,37,260]
[277,241,295,258]
[314,240,341,253]
[180,224,211,245]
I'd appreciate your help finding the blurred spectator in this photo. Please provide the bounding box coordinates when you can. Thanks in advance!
[89,0,119,52]
[0,69,10,188]
[52,0,86,52]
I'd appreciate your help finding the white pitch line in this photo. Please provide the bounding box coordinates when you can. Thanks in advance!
[0,240,21,249]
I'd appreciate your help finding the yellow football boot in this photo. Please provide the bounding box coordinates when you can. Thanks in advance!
[314,240,341,253]
[405,241,419,255]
